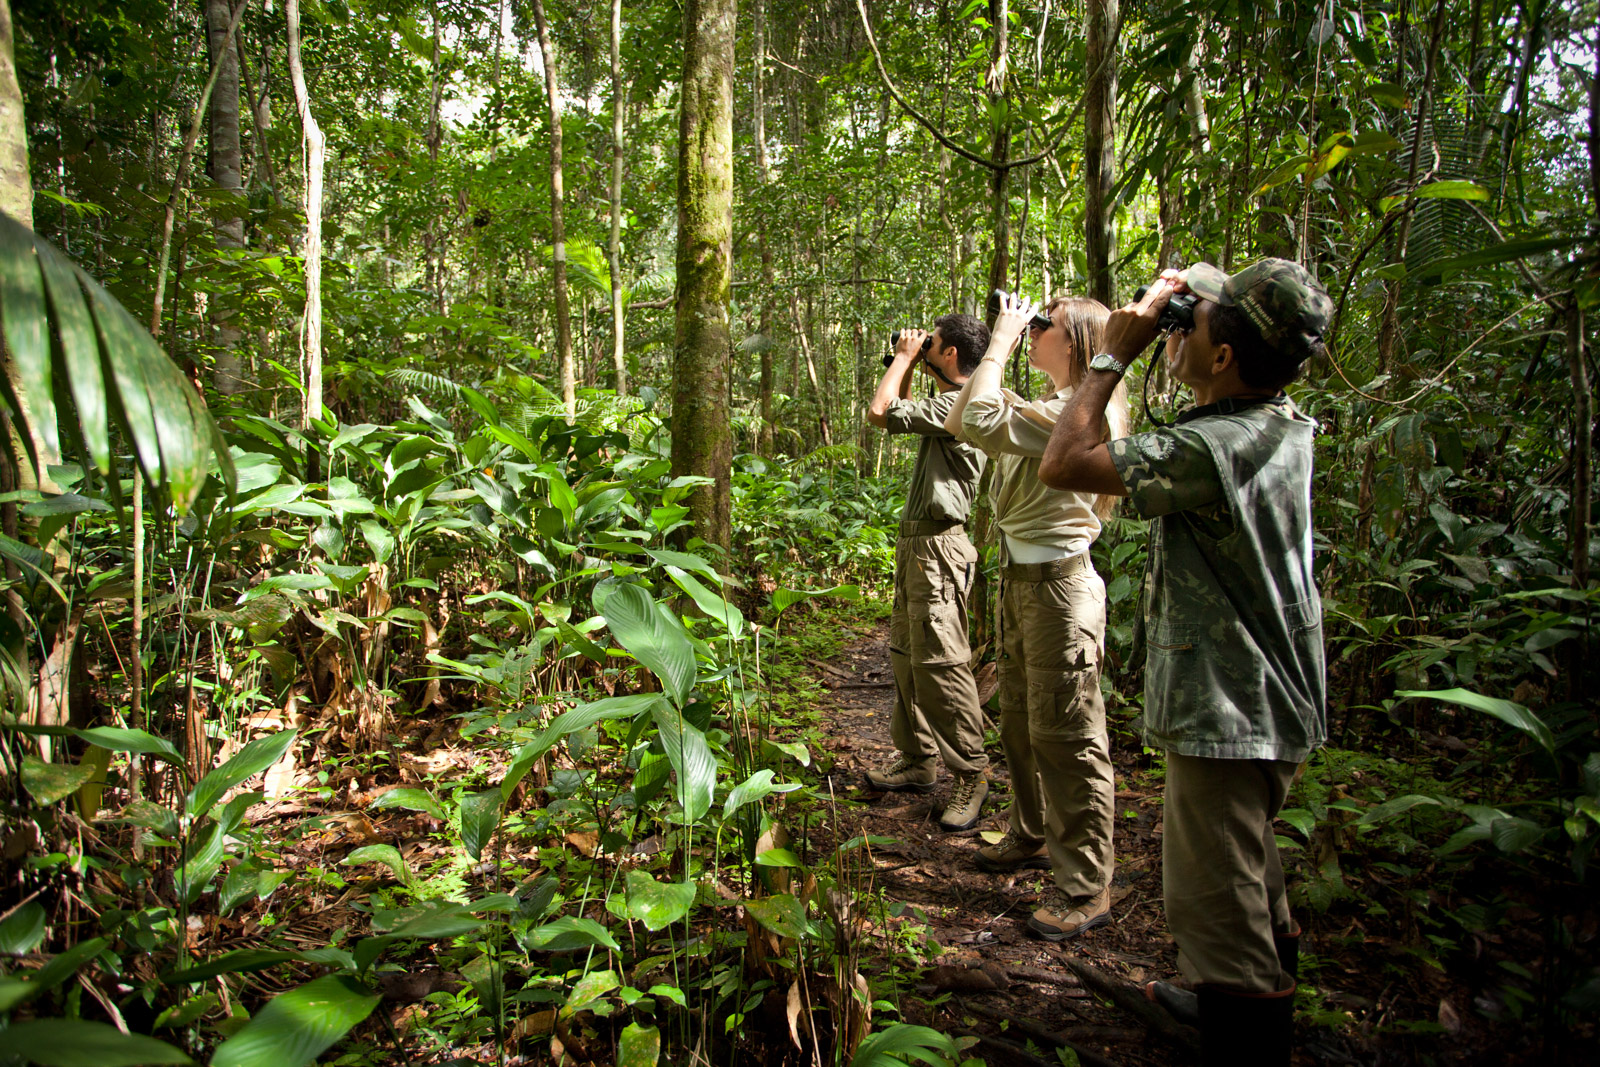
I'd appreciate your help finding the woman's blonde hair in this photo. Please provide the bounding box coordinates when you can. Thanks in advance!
[1045,296,1130,519]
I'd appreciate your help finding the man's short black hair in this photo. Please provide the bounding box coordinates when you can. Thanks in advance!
[1207,303,1323,391]
[934,313,990,376]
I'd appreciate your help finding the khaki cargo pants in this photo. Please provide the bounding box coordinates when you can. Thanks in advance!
[1163,753,1299,992]
[996,554,1114,902]
[888,523,988,776]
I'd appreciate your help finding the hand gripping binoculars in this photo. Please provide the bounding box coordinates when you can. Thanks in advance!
[1133,285,1199,334]
[884,290,1053,367]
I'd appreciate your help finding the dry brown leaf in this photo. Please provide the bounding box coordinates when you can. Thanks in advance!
[511,1010,557,1042]
[786,980,805,1050]
[565,831,600,857]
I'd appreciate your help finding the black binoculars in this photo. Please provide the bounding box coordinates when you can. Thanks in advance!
[883,330,934,367]
[1133,285,1199,334]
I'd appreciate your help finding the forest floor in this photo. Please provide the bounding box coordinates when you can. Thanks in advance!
[797,620,1514,1067]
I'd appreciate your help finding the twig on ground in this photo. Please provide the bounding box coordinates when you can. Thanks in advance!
[1061,956,1200,1053]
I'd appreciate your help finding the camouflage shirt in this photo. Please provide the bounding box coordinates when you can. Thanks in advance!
[1108,396,1326,762]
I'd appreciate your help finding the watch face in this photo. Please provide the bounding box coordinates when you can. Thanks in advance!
[1090,353,1125,374]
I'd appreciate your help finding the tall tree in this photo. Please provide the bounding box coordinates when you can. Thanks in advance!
[285,0,324,430]
[608,0,628,395]
[205,0,247,395]
[671,0,736,551]
[1084,0,1118,305]
[530,0,576,420]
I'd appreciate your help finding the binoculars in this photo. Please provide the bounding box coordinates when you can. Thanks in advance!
[991,289,1054,333]
[1133,285,1199,334]
[883,330,933,367]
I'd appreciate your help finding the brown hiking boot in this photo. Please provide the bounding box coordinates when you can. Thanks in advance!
[864,755,937,794]
[973,829,1049,871]
[1027,886,1112,941]
[938,772,988,832]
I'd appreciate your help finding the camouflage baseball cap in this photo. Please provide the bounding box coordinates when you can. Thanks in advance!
[1185,258,1333,362]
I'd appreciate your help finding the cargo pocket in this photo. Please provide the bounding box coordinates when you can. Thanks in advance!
[1027,649,1105,742]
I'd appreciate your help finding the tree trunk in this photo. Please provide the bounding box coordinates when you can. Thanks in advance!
[982,0,1011,321]
[608,0,628,395]
[285,0,324,430]
[0,0,33,631]
[529,0,576,420]
[205,0,248,396]
[424,3,444,316]
[670,0,735,551]
[754,0,775,454]
[1084,0,1118,306]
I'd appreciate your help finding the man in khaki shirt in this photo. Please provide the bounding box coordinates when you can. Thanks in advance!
[864,314,991,832]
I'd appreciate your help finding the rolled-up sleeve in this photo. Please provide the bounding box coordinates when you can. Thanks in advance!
[960,389,1061,458]
[884,393,958,436]
[1108,427,1223,518]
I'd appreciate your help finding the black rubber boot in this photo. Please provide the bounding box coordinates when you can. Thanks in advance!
[1275,925,1301,983]
[1196,982,1295,1067]
[1143,980,1199,1026]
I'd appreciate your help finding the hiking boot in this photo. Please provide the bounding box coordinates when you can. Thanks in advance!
[938,772,989,832]
[973,829,1050,872]
[1027,886,1112,941]
[864,755,937,794]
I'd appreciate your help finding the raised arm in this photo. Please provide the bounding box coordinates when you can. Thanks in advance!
[1038,281,1174,494]
[945,292,1029,437]
[867,328,927,428]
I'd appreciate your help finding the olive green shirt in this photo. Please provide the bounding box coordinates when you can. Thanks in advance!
[885,391,987,524]
[1108,396,1326,763]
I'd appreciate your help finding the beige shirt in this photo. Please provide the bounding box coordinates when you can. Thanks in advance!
[885,392,987,524]
[959,387,1101,555]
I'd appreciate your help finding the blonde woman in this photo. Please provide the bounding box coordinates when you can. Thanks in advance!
[944,293,1129,940]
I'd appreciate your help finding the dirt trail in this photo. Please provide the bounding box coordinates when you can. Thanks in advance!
[808,622,1187,1067]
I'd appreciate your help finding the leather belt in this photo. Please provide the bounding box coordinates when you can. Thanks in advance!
[1002,552,1093,582]
[898,519,963,537]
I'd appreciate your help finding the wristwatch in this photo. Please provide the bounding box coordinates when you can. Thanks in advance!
[1089,352,1130,376]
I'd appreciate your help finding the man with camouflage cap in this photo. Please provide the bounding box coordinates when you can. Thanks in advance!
[1037,259,1332,1066]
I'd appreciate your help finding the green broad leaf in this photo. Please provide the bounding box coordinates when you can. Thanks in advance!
[114,798,180,837]
[755,848,803,868]
[164,947,353,986]
[459,789,502,860]
[664,565,745,638]
[724,768,801,817]
[1413,179,1488,201]
[743,894,810,940]
[76,726,184,767]
[849,1023,959,1067]
[0,899,46,954]
[342,844,411,884]
[154,991,221,1031]
[1357,794,1444,826]
[22,492,111,517]
[522,916,621,953]
[0,1019,194,1066]
[0,214,58,469]
[624,870,696,931]
[564,968,620,1014]
[21,753,96,804]
[187,730,296,820]
[1276,807,1316,838]
[369,787,447,821]
[1414,234,1583,278]
[647,983,687,1007]
[604,582,697,706]
[1368,80,1408,107]
[762,738,813,767]
[1489,816,1545,854]
[643,547,722,585]
[357,520,396,564]
[1346,130,1405,155]
[502,693,665,798]
[328,422,380,453]
[176,821,228,904]
[210,974,380,1067]
[1252,153,1312,194]
[1395,688,1555,755]
[554,619,608,663]
[651,705,716,824]
[771,584,860,615]
[2,937,109,1009]
[618,1023,661,1067]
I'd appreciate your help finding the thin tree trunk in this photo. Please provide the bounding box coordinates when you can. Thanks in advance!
[790,288,830,447]
[671,0,736,550]
[285,0,324,430]
[206,0,247,396]
[1084,0,1118,305]
[0,0,33,631]
[608,0,628,395]
[424,4,443,314]
[530,0,575,420]
[982,0,1011,321]
[754,0,775,453]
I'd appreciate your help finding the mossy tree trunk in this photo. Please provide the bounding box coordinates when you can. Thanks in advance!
[670,0,736,552]
[1084,0,1118,306]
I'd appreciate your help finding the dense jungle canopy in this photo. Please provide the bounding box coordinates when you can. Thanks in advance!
[0,0,1595,1065]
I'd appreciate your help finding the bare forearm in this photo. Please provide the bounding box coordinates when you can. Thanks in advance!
[867,357,914,428]
[1039,369,1123,491]
[944,354,1003,436]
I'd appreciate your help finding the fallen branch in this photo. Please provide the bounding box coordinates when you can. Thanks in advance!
[1061,957,1199,1053]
